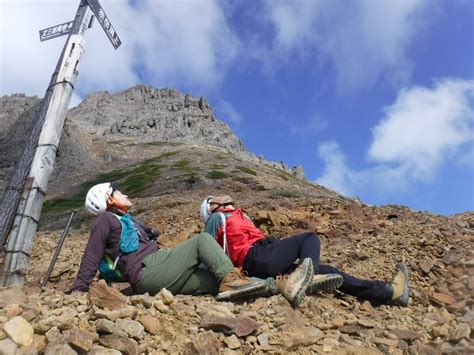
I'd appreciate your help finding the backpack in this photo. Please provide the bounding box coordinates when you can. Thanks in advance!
[215,210,251,256]
[212,209,267,267]
[99,213,140,282]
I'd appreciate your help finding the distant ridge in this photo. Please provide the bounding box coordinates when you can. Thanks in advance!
[0,85,305,194]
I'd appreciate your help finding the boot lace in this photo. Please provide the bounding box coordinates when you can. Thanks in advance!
[225,268,251,286]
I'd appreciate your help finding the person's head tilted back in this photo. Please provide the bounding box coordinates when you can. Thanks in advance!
[200,195,234,223]
[84,182,132,216]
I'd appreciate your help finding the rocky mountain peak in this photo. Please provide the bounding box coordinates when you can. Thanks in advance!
[69,85,250,159]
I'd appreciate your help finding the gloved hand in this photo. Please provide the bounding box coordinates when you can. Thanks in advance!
[149,230,160,240]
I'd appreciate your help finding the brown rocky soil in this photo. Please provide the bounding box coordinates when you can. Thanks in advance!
[1,170,473,353]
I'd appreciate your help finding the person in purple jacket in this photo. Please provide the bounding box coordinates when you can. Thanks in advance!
[68,182,275,301]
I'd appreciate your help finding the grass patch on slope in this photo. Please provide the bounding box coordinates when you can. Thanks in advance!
[43,151,180,214]
[272,190,299,199]
[124,141,182,147]
[206,170,229,179]
[144,141,182,147]
[234,166,257,176]
[232,175,250,184]
[173,159,200,173]
[277,171,291,181]
[210,163,226,170]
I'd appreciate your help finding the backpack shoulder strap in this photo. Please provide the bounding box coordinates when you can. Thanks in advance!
[217,212,229,256]
[110,213,140,254]
[108,214,123,268]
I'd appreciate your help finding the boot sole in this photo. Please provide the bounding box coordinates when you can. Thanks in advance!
[307,274,343,294]
[291,258,314,307]
[393,262,410,307]
[216,280,267,301]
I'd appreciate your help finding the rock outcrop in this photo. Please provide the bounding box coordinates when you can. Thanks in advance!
[0,94,42,191]
[68,85,249,157]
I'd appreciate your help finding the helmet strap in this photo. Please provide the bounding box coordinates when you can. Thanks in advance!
[107,195,128,214]
[210,202,233,213]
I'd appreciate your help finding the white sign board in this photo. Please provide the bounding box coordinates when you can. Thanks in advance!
[87,0,122,49]
[39,21,74,42]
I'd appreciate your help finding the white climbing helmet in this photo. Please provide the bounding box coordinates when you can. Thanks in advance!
[200,195,234,223]
[200,196,213,224]
[85,182,113,216]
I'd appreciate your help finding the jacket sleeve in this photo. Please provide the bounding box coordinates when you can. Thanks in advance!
[70,214,111,292]
[203,213,223,242]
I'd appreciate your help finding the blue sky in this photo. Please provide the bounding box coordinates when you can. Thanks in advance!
[1,0,473,215]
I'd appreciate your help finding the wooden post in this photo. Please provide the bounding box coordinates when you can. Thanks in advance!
[0,1,92,286]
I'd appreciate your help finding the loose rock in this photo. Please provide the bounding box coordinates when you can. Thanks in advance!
[3,316,34,347]
[90,281,127,310]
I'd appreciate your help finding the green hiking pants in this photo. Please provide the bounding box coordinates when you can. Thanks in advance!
[135,233,234,296]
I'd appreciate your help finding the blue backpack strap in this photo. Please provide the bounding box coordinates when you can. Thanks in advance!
[118,213,140,253]
[99,214,138,284]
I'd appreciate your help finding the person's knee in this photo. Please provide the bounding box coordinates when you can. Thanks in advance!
[200,232,214,241]
[307,232,320,246]
[195,232,214,246]
[298,231,320,246]
[304,232,321,272]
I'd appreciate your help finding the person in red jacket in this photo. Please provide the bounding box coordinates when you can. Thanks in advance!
[201,195,410,307]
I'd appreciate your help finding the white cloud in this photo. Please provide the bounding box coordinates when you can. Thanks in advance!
[216,99,242,124]
[0,0,74,95]
[112,0,239,89]
[290,113,327,136]
[262,0,427,92]
[316,147,418,200]
[69,92,83,109]
[0,0,239,98]
[0,0,432,104]
[369,79,474,179]
[267,1,320,53]
[316,141,353,195]
[316,79,474,197]
[271,111,327,140]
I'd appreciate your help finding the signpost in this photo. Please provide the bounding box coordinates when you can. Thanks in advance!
[0,0,121,287]
[39,21,74,42]
[87,0,122,49]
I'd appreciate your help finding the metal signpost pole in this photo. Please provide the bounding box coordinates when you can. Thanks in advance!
[40,211,76,288]
[0,0,121,286]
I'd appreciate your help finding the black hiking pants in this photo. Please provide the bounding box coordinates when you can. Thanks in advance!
[242,232,393,303]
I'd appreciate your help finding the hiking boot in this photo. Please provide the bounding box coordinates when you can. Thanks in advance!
[216,268,267,301]
[228,276,279,300]
[307,273,343,295]
[390,262,410,307]
[276,258,313,307]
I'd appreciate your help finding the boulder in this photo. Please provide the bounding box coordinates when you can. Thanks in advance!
[99,334,138,355]
[90,280,127,310]
[3,316,34,347]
